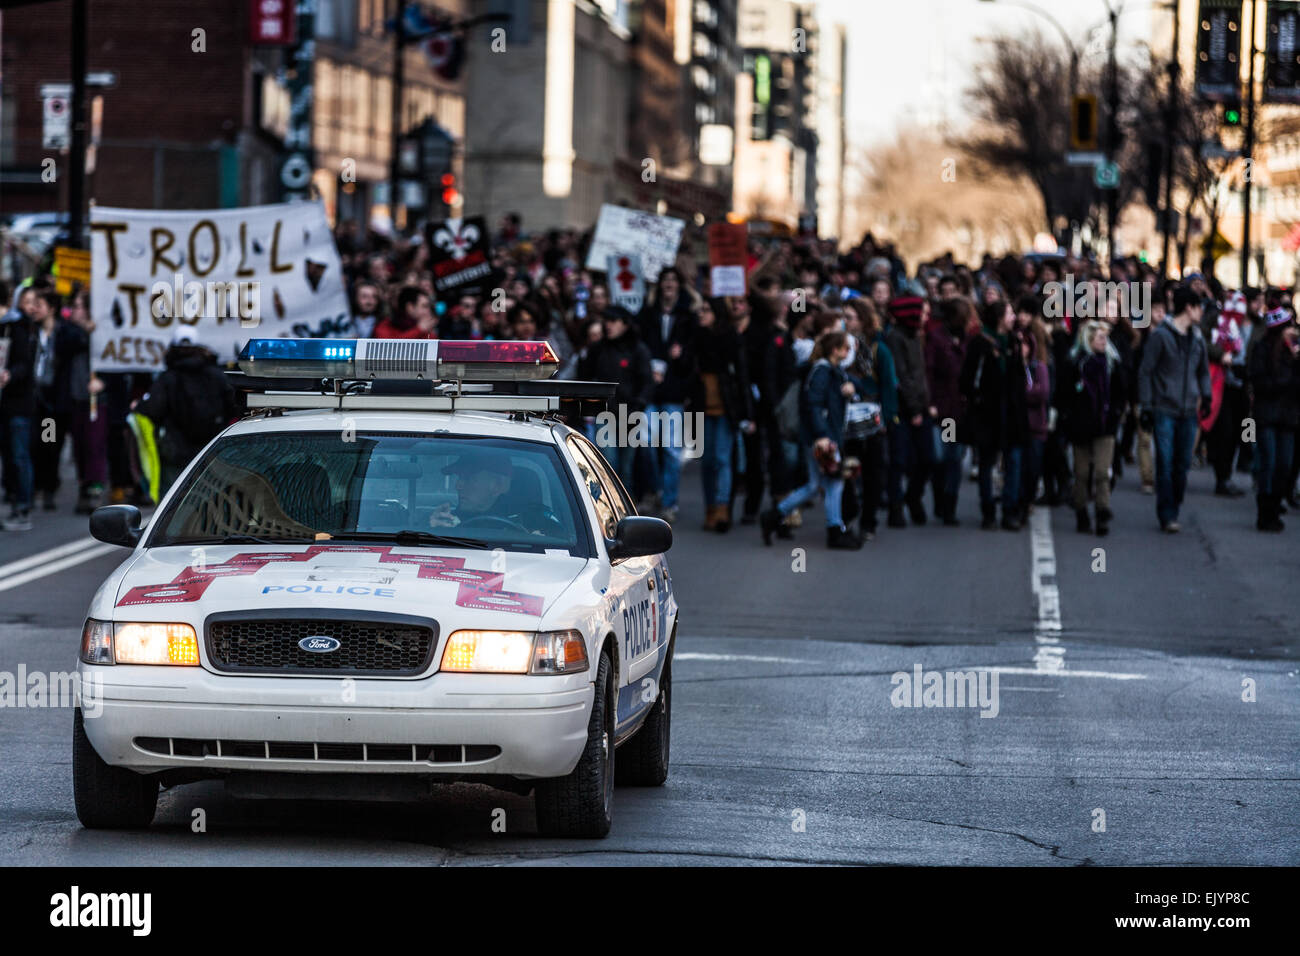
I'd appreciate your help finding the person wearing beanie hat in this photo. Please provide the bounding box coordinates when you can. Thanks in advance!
[134,327,236,497]
[1138,284,1213,532]
[1247,307,1298,531]
[1205,290,1250,497]
[884,295,934,526]
[959,298,1030,529]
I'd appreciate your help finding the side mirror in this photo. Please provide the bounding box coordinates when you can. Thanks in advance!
[606,516,672,561]
[90,505,143,548]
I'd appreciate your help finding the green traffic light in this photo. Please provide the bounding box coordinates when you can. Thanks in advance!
[1225,108,1241,125]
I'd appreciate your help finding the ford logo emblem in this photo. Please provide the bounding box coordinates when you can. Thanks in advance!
[298,636,341,653]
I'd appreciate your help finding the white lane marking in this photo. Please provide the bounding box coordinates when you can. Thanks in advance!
[0,543,120,593]
[1026,508,1146,681]
[1029,507,1065,673]
[986,666,1146,680]
[0,536,101,579]
[676,652,811,664]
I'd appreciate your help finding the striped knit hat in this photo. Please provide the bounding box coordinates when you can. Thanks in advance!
[888,295,926,328]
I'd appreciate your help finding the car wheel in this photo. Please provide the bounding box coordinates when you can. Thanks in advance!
[615,654,671,786]
[73,708,158,829]
[534,650,614,837]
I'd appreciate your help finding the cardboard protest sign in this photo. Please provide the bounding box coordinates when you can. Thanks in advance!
[89,201,349,371]
[707,222,747,297]
[585,204,684,283]
[425,215,493,296]
[606,253,646,314]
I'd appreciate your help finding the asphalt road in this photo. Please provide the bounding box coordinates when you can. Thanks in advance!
[1,456,1296,866]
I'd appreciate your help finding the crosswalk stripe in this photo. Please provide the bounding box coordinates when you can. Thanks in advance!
[0,537,101,579]
[0,542,121,593]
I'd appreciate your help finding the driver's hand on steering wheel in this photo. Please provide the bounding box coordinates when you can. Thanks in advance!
[429,502,460,528]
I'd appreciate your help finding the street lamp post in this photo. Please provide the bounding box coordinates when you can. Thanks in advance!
[1241,0,1260,288]
[1160,0,1181,277]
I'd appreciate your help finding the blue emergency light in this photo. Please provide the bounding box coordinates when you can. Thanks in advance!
[238,338,559,382]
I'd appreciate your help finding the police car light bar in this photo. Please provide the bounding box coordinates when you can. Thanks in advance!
[237,339,559,382]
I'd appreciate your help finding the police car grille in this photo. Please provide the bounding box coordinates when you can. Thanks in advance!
[135,737,501,764]
[207,619,436,675]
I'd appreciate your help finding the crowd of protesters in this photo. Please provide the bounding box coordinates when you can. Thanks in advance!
[2,215,1297,547]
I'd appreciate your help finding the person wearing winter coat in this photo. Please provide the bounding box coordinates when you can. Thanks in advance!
[844,297,895,539]
[693,298,754,533]
[1137,285,1213,533]
[925,297,969,525]
[578,306,654,488]
[0,286,42,530]
[1061,321,1128,536]
[760,330,862,550]
[637,267,698,523]
[54,289,108,514]
[959,299,1029,529]
[1020,325,1052,525]
[883,295,934,527]
[135,327,237,496]
[1246,307,1299,531]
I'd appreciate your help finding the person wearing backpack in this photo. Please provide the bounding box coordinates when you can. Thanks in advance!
[760,330,862,550]
[844,298,895,539]
[135,326,237,496]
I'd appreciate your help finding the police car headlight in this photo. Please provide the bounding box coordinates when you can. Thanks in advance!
[441,630,536,673]
[440,629,589,675]
[112,623,201,666]
[80,619,114,665]
[530,630,589,675]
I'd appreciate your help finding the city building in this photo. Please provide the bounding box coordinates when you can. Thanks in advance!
[312,0,469,233]
[462,0,632,230]
[732,0,839,234]
[0,0,282,214]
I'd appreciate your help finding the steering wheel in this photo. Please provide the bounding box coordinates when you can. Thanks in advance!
[458,514,532,533]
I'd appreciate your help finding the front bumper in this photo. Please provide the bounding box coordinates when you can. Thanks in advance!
[78,664,593,780]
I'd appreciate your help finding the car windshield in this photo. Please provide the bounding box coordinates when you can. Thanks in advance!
[150,431,590,556]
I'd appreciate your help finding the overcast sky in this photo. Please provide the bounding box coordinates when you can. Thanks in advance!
[817,0,1163,150]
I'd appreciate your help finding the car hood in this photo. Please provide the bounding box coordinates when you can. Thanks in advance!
[107,543,589,629]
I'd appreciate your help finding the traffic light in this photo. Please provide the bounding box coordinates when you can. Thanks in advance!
[1223,103,1242,126]
[1070,94,1099,151]
[440,172,459,207]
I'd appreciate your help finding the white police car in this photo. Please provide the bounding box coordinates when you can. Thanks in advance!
[74,339,676,838]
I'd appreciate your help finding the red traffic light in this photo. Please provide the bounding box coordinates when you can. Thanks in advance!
[442,187,460,205]
[440,172,455,187]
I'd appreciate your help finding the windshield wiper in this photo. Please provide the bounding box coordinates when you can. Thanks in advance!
[326,530,492,550]
[219,533,287,545]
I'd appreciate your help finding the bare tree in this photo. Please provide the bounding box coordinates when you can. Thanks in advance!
[963,31,1102,234]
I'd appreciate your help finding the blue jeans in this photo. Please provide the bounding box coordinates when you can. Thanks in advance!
[1256,426,1296,497]
[647,403,684,508]
[1022,437,1045,506]
[931,432,965,503]
[777,448,845,529]
[4,415,34,512]
[701,415,734,507]
[1002,445,1024,512]
[1153,412,1199,526]
[888,418,936,506]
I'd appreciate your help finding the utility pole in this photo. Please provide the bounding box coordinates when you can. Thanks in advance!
[68,0,88,248]
[390,0,407,233]
[1104,1,1121,262]
[1241,0,1258,287]
[1160,0,1180,278]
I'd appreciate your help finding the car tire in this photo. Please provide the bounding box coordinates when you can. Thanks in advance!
[534,651,614,838]
[73,708,158,829]
[615,654,671,787]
